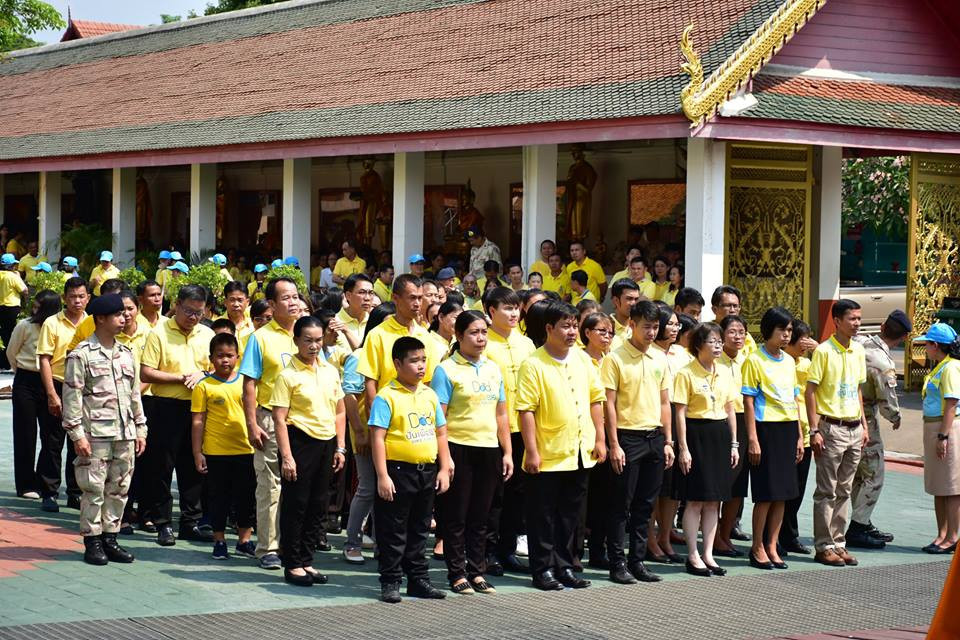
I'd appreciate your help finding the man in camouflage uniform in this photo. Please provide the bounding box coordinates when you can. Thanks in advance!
[467,226,502,281]
[63,294,148,566]
[847,309,911,549]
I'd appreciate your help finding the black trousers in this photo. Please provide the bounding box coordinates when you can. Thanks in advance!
[36,380,80,499]
[140,396,203,528]
[489,431,526,558]
[779,446,812,545]
[279,429,335,568]
[11,369,46,495]
[375,461,437,584]
[0,305,20,370]
[586,461,613,558]
[607,429,665,567]
[438,443,501,581]
[526,463,589,576]
[206,453,257,533]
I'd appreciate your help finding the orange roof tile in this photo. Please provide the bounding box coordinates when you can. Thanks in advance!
[61,19,142,42]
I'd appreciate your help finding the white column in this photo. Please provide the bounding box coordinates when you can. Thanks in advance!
[521,144,558,272]
[392,152,425,272]
[819,146,842,302]
[190,163,217,257]
[282,157,312,272]
[111,167,136,267]
[38,171,61,258]
[684,138,726,319]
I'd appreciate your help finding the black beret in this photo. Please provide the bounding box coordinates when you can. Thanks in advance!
[887,309,912,333]
[87,293,124,316]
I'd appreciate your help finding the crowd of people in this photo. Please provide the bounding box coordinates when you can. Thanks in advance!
[5,227,960,605]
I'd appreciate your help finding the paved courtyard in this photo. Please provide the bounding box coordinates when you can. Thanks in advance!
[0,397,950,639]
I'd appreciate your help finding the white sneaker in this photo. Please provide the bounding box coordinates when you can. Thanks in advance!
[361,534,375,550]
[343,547,365,564]
[20,491,40,500]
[516,535,528,557]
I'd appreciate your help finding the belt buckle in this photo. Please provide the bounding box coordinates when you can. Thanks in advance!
[416,462,426,471]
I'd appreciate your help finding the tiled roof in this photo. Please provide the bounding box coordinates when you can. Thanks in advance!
[0,0,781,162]
[61,20,143,42]
[747,73,960,133]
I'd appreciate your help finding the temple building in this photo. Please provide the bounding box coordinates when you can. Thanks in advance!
[1,0,959,384]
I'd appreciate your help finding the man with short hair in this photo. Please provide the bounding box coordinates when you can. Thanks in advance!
[505,263,526,292]
[461,274,481,309]
[139,285,216,546]
[541,253,571,302]
[337,273,374,352]
[373,264,395,303]
[628,257,657,300]
[18,241,47,285]
[570,270,594,305]
[847,309,911,549]
[467,226,502,281]
[712,285,756,354]
[566,241,607,302]
[136,280,163,328]
[674,287,704,321]
[333,240,367,285]
[529,240,555,280]
[611,246,645,284]
[609,279,640,348]
[806,299,869,568]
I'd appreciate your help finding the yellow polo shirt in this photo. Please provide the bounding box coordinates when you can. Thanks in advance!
[37,311,87,382]
[741,347,800,423]
[601,340,670,430]
[673,358,735,420]
[247,280,266,302]
[18,254,46,285]
[155,268,172,290]
[356,315,437,389]
[572,289,596,306]
[141,318,215,401]
[334,256,367,280]
[369,380,445,464]
[237,319,296,409]
[612,268,653,284]
[66,315,96,352]
[515,347,605,472]
[637,279,658,300]
[565,258,606,301]
[430,352,505,448]
[427,331,451,360]
[270,356,344,441]
[796,356,812,445]
[529,260,550,280]
[373,278,392,303]
[191,374,253,455]
[661,288,678,306]
[336,307,368,353]
[116,319,153,366]
[0,270,26,306]
[717,350,746,413]
[486,328,536,433]
[540,271,571,299]
[807,335,866,420]
[89,264,120,296]
[743,332,758,356]
[611,315,631,342]
[5,239,24,257]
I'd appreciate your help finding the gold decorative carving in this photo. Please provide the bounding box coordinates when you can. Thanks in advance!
[679,0,827,126]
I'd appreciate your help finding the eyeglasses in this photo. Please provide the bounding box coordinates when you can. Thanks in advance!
[705,339,723,346]
[179,308,204,319]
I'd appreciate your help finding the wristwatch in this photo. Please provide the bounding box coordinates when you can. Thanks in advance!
[938,433,949,442]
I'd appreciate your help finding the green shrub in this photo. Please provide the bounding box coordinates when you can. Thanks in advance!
[24,271,67,318]
[165,261,228,304]
[266,264,308,297]
[119,266,146,289]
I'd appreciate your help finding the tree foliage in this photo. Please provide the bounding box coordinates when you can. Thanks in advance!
[165,261,228,304]
[203,0,283,16]
[0,0,64,52]
[58,223,116,278]
[842,156,910,239]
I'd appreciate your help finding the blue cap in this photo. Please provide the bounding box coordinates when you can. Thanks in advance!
[99,250,113,262]
[169,251,183,261]
[408,254,426,264]
[158,250,173,260]
[254,263,268,274]
[283,256,300,267]
[62,256,78,268]
[87,293,124,316]
[167,261,189,273]
[210,253,227,266]
[271,259,283,269]
[915,323,957,345]
[30,261,52,273]
[437,267,456,280]
[1,253,18,265]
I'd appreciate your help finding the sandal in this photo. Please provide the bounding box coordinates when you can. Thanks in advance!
[471,578,496,594]
[450,580,475,595]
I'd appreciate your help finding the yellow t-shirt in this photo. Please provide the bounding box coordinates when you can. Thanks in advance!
[89,264,121,296]
[540,271,571,299]
[237,318,296,409]
[796,356,812,445]
[661,289,678,306]
[310,265,324,288]
[528,260,550,281]
[0,270,26,306]
[743,332,759,357]
[565,258,606,301]
[270,356,344,441]
[191,374,254,455]
[369,380,445,464]
[356,315,438,389]
[247,280,267,303]
[717,350,746,413]
[333,256,367,280]
[141,317,215,401]
[18,254,47,285]
[155,268,172,290]
[806,335,866,420]
[515,347,605,472]
[611,268,653,284]
[336,308,368,353]
[116,319,153,366]
[601,340,670,430]
[373,278,392,303]
[571,289,596,306]
[427,331,451,360]
[37,311,86,381]
[66,315,96,352]
[637,280,658,300]
[741,347,800,423]
[485,328,536,433]
[5,239,25,257]
[430,352,505,448]
[673,358,735,420]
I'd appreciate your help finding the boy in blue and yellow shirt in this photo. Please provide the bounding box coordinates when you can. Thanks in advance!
[369,336,453,603]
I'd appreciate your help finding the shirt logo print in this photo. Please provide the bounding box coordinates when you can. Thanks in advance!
[405,411,435,443]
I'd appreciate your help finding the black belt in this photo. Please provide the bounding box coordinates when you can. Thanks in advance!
[821,416,861,428]
[390,460,437,471]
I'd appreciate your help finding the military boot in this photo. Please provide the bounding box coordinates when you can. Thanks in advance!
[83,536,109,566]
[865,522,895,543]
[101,533,135,563]
[846,520,885,549]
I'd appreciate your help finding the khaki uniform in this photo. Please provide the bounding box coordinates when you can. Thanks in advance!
[63,334,147,537]
[468,239,502,280]
[851,335,900,524]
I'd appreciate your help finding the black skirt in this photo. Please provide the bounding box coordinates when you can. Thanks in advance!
[677,417,732,502]
[750,420,800,502]
[730,413,749,498]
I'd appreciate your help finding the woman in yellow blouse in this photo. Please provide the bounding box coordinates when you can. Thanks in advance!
[662,265,684,307]
[651,257,670,301]
[674,323,739,577]
[779,319,815,554]
[580,312,613,367]
[427,300,462,361]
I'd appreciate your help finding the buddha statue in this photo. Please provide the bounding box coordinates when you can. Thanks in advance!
[564,144,597,241]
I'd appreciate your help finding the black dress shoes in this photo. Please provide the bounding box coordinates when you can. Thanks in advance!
[629,562,662,583]
[407,578,446,599]
[730,526,752,541]
[609,564,637,584]
[156,525,176,546]
[486,555,505,576]
[705,563,726,576]
[644,550,672,564]
[684,560,711,577]
[557,567,591,589]
[748,551,774,570]
[284,569,313,586]
[713,547,743,558]
[781,539,810,554]
[179,525,214,542]
[532,570,564,591]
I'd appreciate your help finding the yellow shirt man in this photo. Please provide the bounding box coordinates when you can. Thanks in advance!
[191,374,254,455]
[541,271,571,299]
[486,329,536,434]
[5,239,25,258]
[37,311,87,381]
[66,316,96,352]
[515,347,605,472]
[601,341,670,429]
[806,335,866,420]
[237,319,296,409]
[248,280,267,303]
[356,315,437,388]
[796,356,812,445]
[673,358,736,420]
[0,270,26,307]
[19,254,47,285]
[89,263,121,296]
[368,380,446,464]
[741,347,800,423]
[565,258,606,301]
[141,317,215,401]
[373,278,392,303]
[335,307,368,353]
[529,260,550,281]
[430,352,505,448]
[571,288,596,306]
[333,256,367,281]
[270,356,344,441]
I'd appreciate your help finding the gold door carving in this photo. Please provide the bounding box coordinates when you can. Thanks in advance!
[905,153,960,388]
[725,143,812,331]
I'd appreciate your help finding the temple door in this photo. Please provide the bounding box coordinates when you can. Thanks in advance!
[724,142,813,331]
[904,153,960,388]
